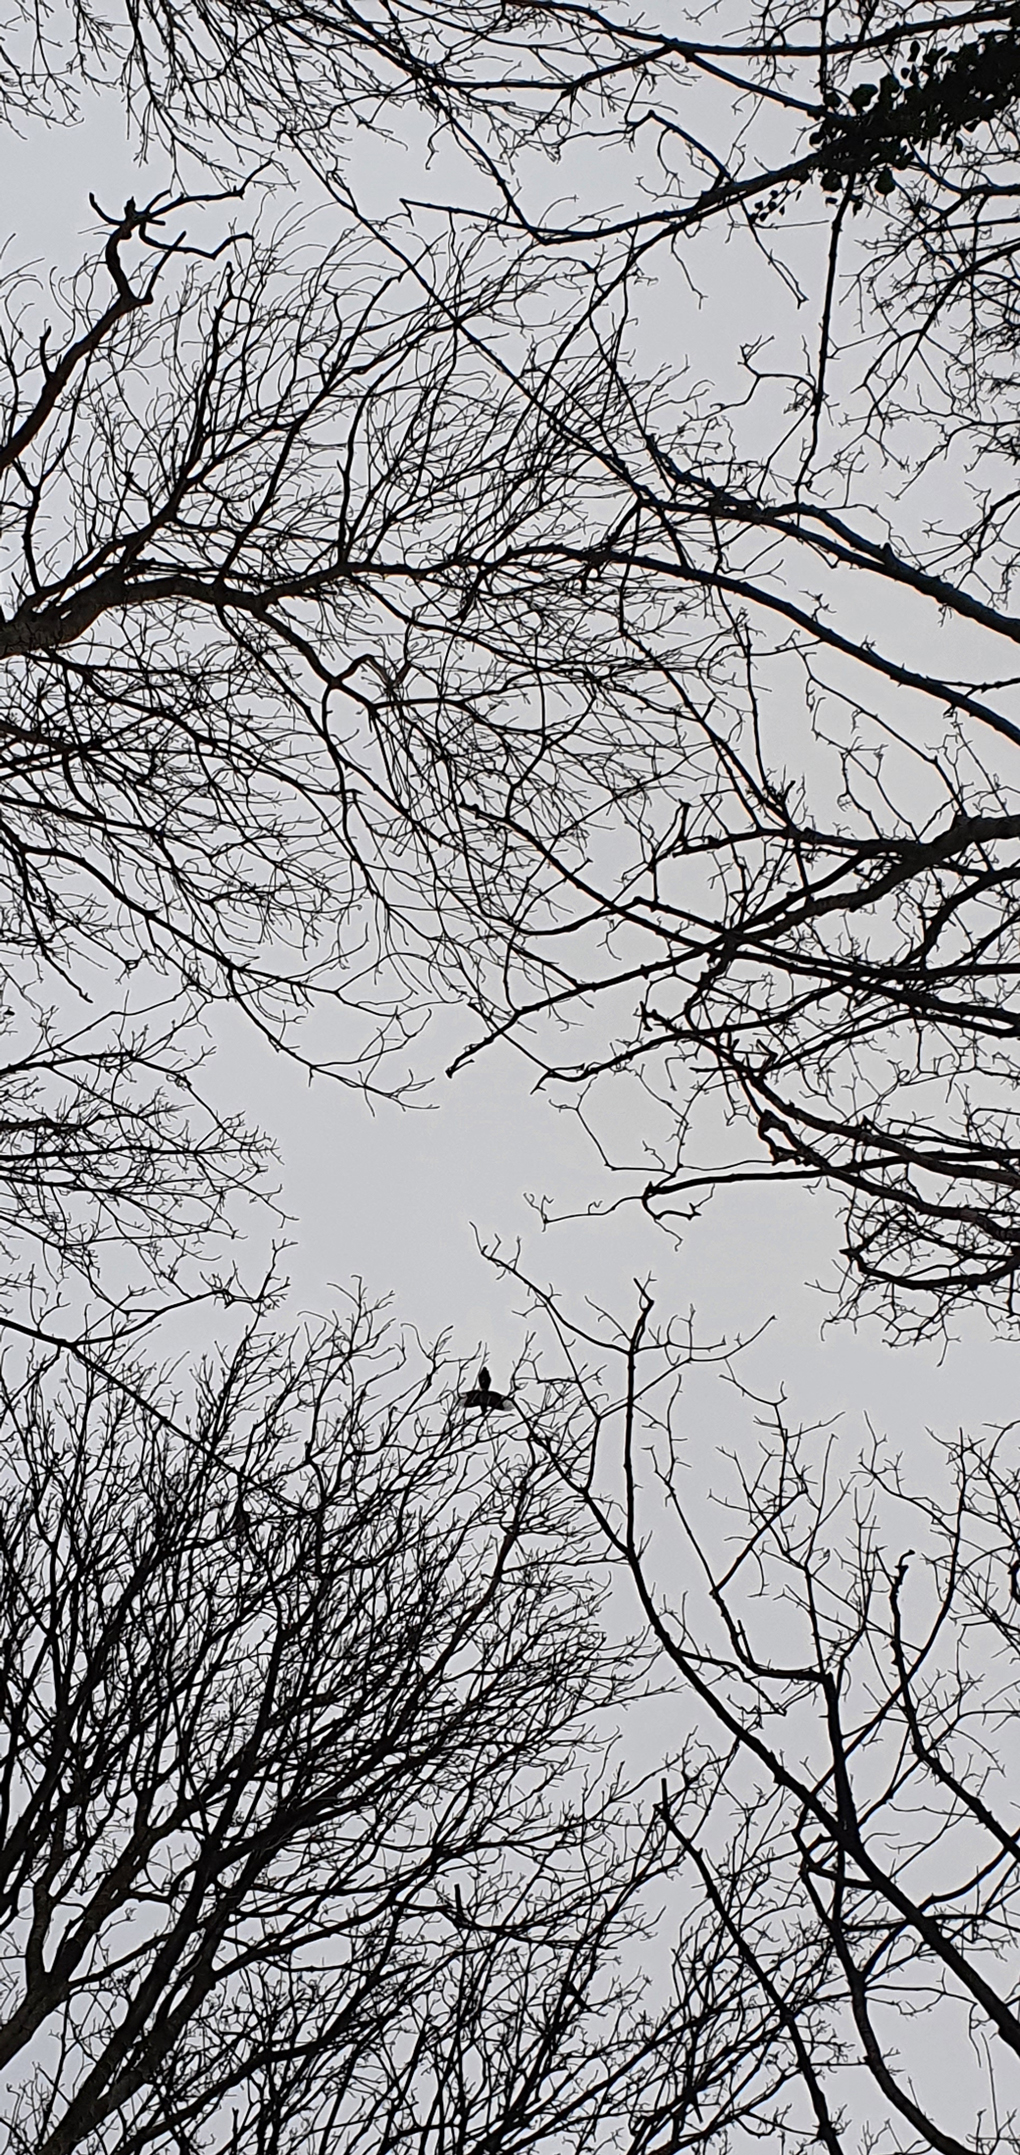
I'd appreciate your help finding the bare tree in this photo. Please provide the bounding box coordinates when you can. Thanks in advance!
[493,1254,1020,2155]
[367,2,1020,1340]
[0,1294,679,2155]
[8,3,1020,1343]
[0,172,648,1329]
[9,21,1020,2155]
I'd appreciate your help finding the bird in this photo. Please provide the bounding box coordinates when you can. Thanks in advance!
[459,1364,512,1414]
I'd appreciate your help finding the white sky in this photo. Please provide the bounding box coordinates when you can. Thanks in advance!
[4,62,1017,1505]
[5,48,1020,2152]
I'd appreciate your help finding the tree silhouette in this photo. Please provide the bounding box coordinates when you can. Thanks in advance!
[0,174,622,1333]
[2,6,1020,2151]
[5,5,1020,1340]
[0,1301,669,2155]
[495,1249,1020,2155]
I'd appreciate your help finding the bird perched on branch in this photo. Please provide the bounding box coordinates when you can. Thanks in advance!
[459,1364,511,1414]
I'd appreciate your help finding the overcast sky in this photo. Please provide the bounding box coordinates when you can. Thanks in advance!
[5,75,1017,1483]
